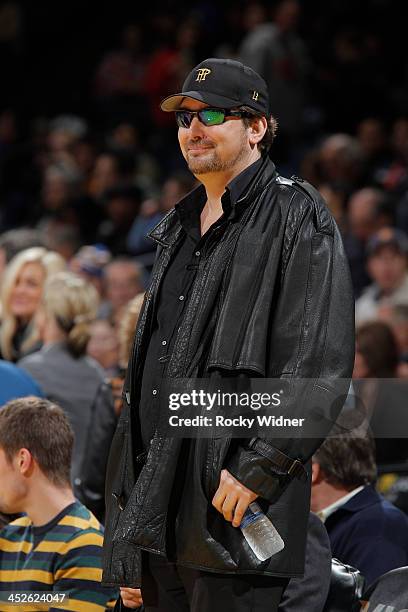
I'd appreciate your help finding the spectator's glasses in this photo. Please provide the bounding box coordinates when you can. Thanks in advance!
[175,108,252,128]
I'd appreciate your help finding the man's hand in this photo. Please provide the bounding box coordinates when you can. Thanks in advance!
[212,469,258,527]
[120,587,143,609]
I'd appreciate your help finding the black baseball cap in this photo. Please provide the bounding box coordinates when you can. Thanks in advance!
[160,58,270,115]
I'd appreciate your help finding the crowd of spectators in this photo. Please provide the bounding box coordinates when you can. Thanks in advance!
[1,0,408,609]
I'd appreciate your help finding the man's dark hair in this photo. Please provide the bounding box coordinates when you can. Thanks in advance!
[0,397,73,487]
[314,434,377,489]
[241,109,278,154]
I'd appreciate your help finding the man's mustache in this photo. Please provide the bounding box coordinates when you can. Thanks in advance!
[187,138,214,148]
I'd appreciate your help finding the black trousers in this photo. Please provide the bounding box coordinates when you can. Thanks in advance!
[141,553,289,612]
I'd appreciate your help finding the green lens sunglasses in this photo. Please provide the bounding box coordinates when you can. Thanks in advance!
[175,107,252,128]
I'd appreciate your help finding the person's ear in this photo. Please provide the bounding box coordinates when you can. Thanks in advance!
[16,448,35,477]
[311,461,322,485]
[248,116,267,147]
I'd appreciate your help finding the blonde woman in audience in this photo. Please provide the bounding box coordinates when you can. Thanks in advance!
[0,247,65,361]
[18,272,117,491]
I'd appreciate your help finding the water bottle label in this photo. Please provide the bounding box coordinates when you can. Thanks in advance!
[240,509,262,530]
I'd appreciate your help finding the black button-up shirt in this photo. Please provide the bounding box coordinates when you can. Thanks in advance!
[139,157,264,447]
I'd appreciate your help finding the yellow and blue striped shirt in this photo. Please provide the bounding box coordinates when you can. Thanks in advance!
[0,501,117,611]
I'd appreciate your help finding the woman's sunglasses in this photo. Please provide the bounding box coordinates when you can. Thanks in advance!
[175,107,252,129]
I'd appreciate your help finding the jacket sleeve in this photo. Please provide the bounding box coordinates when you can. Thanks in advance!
[226,190,355,500]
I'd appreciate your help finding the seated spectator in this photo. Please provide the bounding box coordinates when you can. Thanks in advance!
[0,247,65,361]
[127,172,195,270]
[380,117,408,194]
[70,243,112,296]
[317,183,346,231]
[88,152,123,202]
[0,228,45,282]
[311,433,408,587]
[126,197,162,267]
[46,114,88,156]
[343,187,391,297]
[87,318,120,377]
[353,321,408,465]
[106,122,160,194]
[159,173,197,213]
[355,227,408,324]
[239,0,308,146]
[39,163,81,219]
[0,396,116,610]
[316,134,363,195]
[396,189,408,236]
[0,360,43,406]
[96,184,142,254]
[42,223,81,262]
[356,117,391,186]
[378,303,408,378]
[99,257,144,326]
[18,272,116,486]
[353,321,399,379]
[119,292,145,370]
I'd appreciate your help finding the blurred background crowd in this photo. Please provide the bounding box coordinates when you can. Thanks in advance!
[1,0,408,465]
[1,0,408,604]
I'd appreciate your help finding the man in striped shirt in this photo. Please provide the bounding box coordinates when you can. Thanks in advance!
[0,396,117,611]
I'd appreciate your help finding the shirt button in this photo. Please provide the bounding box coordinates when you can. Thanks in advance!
[152,389,157,396]
[179,295,184,301]
[162,340,167,346]
[195,251,200,257]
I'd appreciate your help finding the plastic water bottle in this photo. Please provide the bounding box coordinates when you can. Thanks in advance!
[240,502,285,561]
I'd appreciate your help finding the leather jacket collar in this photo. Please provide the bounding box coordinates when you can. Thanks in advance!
[148,156,277,247]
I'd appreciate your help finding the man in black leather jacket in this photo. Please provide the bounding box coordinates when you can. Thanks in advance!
[102,58,355,611]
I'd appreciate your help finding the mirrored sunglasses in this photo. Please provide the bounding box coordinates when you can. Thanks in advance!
[175,107,252,128]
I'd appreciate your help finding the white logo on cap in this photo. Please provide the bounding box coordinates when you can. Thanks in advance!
[196,68,211,82]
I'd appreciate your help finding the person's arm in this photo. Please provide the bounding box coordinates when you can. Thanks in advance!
[214,192,355,524]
